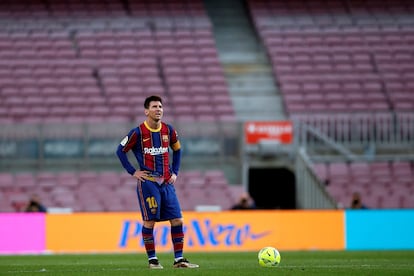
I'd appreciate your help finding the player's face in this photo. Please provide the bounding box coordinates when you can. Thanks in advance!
[145,101,163,121]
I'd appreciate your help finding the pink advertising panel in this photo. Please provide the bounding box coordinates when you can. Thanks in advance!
[0,213,45,254]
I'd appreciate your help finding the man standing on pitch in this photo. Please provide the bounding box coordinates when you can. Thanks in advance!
[116,95,199,269]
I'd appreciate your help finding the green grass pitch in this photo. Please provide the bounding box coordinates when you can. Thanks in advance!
[1,251,414,275]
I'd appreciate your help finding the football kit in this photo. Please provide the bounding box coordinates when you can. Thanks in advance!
[117,121,182,221]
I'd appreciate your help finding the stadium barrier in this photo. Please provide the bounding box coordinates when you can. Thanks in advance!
[293,112,414,150]
[295,148,337,209]
[0,122,240,168]
[1,210,413,254]
[1,113,413,165]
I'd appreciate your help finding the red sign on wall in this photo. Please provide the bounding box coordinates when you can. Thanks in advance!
[244,121,293,144]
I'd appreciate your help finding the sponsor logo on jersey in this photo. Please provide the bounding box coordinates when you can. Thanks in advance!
[144,146,168,155]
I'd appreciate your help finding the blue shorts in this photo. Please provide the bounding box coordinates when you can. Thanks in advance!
[136,180,182,221]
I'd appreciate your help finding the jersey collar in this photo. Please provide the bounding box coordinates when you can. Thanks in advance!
[144,121,162,132]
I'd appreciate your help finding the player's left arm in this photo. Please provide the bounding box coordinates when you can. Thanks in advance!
[169,126,181,182]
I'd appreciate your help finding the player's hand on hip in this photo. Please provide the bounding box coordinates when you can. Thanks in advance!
[133,170,150,181]
[168,173,177,184]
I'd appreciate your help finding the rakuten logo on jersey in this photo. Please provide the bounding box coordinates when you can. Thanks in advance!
[144,147,168,155]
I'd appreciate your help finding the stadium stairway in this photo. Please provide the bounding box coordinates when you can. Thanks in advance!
[204,0,286,121]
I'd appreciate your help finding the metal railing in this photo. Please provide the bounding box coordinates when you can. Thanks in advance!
[293,112,414,149]
[0,121,242,171]
[295,148,337,209]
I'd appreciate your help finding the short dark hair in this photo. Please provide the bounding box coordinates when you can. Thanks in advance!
[144,95,163,109]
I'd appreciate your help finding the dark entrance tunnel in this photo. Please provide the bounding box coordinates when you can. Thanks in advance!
[248,167,296,209]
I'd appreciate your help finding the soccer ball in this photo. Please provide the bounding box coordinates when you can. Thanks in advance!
[258,246,281,267]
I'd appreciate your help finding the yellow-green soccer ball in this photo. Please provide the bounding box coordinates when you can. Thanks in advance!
[258,246,281,267]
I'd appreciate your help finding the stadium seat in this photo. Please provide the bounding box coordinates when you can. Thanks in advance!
[0,169,241,212]
[0,0,234,124]
[248,0,414,116]
[313,161,414,209]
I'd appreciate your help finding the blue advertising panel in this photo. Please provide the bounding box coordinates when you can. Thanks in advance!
[346,210,414,250]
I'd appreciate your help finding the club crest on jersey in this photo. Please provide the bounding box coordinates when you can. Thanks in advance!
[162,135,169,142]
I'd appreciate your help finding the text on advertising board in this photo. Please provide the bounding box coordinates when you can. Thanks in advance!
[119,219,270,248]
[245,121,293,144]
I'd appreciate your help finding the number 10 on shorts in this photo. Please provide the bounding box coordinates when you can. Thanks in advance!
[146,196,158,208]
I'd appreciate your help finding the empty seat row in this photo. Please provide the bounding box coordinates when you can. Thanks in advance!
[248,0,414,115]
[0,170,243,212]
[0,1,235,123]
[249,0,414,28]
[312,161,414,209]
[0,0,206,18]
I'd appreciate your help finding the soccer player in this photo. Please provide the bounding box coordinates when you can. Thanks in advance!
[116,95,199,269]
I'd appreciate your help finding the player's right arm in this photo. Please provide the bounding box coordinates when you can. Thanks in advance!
[116,128,140,175]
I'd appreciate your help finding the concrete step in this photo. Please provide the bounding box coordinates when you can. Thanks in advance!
[210,17,251,25]
[214,35,260,50]
[232,95,284,111]
[227,73,275,82]
[219,52,268,64]
[212,24,255,32]
[223,63,272,74]
[229,86,277,96]
[228,75,276,88]
[224,65,275,82]
[214,36,260,47]
[204,0,246,11]
[216,45,262,54]
[204,0,287,120]
[234,109,287,121]
[214,30,257,38]
[228,75,276,85]
[225,64,279,95]
[226,70,274,79]
[235,111,287,122]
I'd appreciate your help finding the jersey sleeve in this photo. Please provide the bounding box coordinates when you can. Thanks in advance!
[168,124,181,175]
[116,128,139,175]
[168,125,181,151]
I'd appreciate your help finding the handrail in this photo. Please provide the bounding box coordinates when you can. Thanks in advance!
[295,148,337,209]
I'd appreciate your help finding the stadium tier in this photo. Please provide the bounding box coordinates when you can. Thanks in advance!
[0,0,235,124]
[312,161,414,209]
[248,0,414,115]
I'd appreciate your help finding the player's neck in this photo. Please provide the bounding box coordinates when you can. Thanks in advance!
[145,119,161,130]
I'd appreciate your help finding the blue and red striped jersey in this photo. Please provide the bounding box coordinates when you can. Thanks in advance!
[116,121,181,181]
